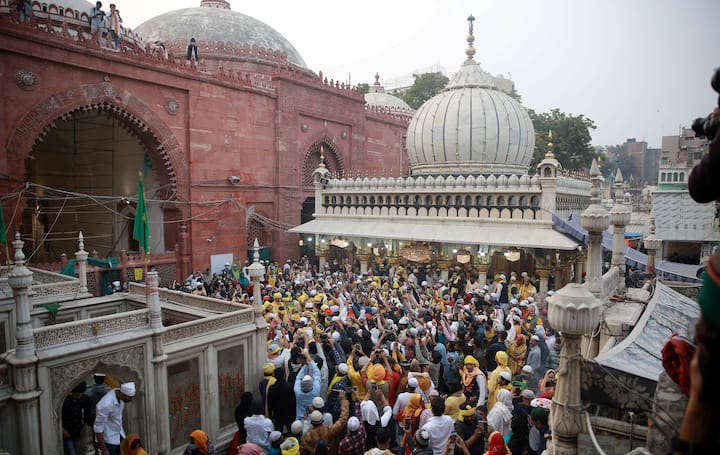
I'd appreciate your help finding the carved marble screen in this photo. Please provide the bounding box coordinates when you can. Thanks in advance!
[218,344,245,428]
[168,358,200,449]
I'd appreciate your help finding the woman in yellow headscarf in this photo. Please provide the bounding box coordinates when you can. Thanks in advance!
[507,334,527,375]
[400,393,424,455]
[184,429,215,454]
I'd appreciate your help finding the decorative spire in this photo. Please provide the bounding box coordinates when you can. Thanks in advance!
[613,168,624,201]
[319,145,326,168]
[589,158,602,205]
[252,237,260,263]
[464,14,476,65]
[545,130,555,159]
[374,73,381,86]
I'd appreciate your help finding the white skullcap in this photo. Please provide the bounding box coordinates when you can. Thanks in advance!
[531,335,539,341]
[348,416,361,431]
[332,331,341,342]
[500,274,506,280]
[312,397,325,409]
[547,290,555,296]
[522,365,533,373]
[510,298,518,305]
[337,363,349,374]
[421,281,428,286]
[291,420,303,434]
[120,382,136,397]
[298,317,308,325]
[500,371,512,382]
[269,430,282,442]
[408,377,419,388]
[399,316,408,324]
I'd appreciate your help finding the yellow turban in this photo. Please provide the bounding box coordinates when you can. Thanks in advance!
[263,362,275,375]
[273,292,282,299]
[458,403,475,420]
[464,356,480,367]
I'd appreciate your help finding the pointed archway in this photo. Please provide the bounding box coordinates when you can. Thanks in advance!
[5,82,188,261]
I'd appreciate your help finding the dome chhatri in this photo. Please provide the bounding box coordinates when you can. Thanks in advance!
[200,0,230,9]
[405,15,535,176]
[365,73,412,111]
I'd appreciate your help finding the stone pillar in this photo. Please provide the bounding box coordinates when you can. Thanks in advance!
[318,251,327,271]
[475,263,489,287]
[75,231,89,294]
[644,216,662,275]
[357,254,369,275]
[146,271,170,454]
[548,284,602,455]
[581,160,610,299]
[7,233,41,455]
[609,170,631,293]
[437,260,450,282]
[537,268,550,305]
[178,222,191,282]
[574,255,585,284]
[247,239,268,387]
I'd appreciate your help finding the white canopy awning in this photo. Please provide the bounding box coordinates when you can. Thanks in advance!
[289,217,580,250]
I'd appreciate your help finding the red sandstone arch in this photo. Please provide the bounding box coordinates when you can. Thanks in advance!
[6,82,188,209]
[301,136,344,187]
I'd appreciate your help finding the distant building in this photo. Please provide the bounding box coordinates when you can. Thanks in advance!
[621,138,659,186]
[652,128,718,264]
[383,64,448,92]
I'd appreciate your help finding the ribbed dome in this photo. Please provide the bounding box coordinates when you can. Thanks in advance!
[365,73,412,111]
[135,2,307,68]
[406,17,534,176]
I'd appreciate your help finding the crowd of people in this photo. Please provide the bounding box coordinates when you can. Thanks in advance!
[211,257,559,455]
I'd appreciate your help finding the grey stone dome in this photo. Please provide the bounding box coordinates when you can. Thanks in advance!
[135,3,307,68]
[406,20,534,176]
[364,74,412,111]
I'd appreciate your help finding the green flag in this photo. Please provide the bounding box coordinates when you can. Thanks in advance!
[0,203,6,246]
[132,174,150,256]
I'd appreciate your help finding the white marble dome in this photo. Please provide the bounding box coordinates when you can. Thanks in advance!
[364,74,412,111]
[135,1,307,68]
[406,24,534,176]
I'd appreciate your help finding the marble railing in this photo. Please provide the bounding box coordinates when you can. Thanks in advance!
[0,266,80,303]
[129,282,251,313]
[33,308,149,349]
[602,266,622,299]
[556,175,592,196]
[319,174,546,220]
[161,310,254,344]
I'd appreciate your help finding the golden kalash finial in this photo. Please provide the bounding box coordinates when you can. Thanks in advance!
[545,130,555,159]
[319,145,326,168]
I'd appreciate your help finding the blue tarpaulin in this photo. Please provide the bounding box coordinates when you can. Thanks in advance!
[552,214,702,283]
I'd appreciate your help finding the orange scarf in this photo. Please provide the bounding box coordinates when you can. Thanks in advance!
[190,429,209,454]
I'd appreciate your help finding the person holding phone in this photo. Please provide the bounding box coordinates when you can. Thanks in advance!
[452,403,486,455]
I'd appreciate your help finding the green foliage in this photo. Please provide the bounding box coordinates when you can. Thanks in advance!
[356,83,370,95]
[600,145,634,180]
[528,109,597,171]
[397,73,449,110]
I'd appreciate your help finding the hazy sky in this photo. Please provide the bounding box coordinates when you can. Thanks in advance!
[115,0,719,148]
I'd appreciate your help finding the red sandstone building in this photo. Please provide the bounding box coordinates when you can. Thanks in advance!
[0,0,411,286]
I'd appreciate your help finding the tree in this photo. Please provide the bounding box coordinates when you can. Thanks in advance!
[356,83,370,95]
[528,109,597,171]
[396,72,449,110]
[600,145,634,180]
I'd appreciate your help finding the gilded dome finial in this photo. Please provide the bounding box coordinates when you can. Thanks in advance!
[545,130,555,159]
[319,145,326,168]
[464,14,476,65]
